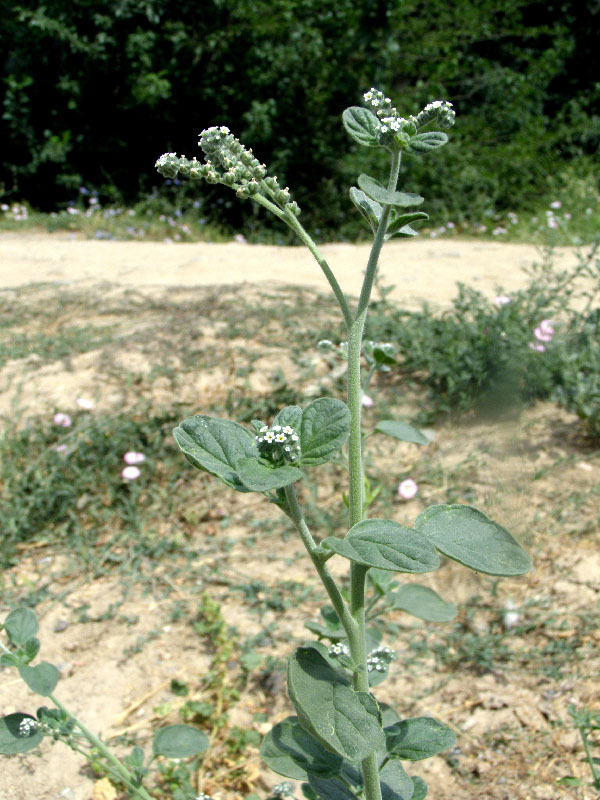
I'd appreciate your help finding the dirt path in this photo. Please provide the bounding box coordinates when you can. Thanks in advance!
[0,232,580,306]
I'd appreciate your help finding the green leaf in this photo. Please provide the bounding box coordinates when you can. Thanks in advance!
[374,421,429,445]
[371,347,397,366]
[260,716,344,780]
[389,585,457,623]
[4,608,38,645]
[173,416,258,492]
[236,458,302,492]
[274,405,303,431]
[23,637,41,663]
[386,212,429,238]
[379,758,414,800]
[308,776,360,800]
[410,776,428,800]
[414,504,532,576]
[385,717,456,761]
[298,398,351,467]
[152,724,209,758]
[0,653,21,667]
[0,714,44,754]
[342,107,381,147]
[323,520,439,573]
[18,663,59,696]
[349,187,382,232]
[357,175,424,208]
[405,132,449,154]
[287,647,384,762]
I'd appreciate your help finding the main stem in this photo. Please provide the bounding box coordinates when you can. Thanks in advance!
[346,149,401,800]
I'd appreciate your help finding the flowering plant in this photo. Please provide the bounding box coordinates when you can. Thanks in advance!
[153,89,531,800]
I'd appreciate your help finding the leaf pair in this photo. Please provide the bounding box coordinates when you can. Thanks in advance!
[343,106,449,154]
[349,175,428,239]
[173,397,350,494]
[322,505,531,578]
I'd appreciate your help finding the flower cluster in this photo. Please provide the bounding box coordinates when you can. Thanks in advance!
[363,89,455,147]
[256,425,301,464]
[367,645,396,673]
[272,782,296,798]
[18,718,38,737]
[329,642,350,657]
[156,127,300,215]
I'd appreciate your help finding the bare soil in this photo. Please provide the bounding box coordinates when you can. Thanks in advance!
[0,234,598,800]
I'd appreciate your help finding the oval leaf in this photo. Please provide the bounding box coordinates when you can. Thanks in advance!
[380,758,414,800]
[357,175,424,207]
[349,187,383,232]
[342,107,381,147]
[3,608,38,645]
[236,458,302,492]
[173,416,257,492]
[385,717,456,761]
[18,663,59,696]
[0,714,44,754]
[410,776,428,800]
[152,724,209,758]
[405,132,448,154]
[323,520,439,574]
[389,585,457,623]
[387,212,429,237]
[374,421,429,445]
[414,504,532,576]
[288,647,384,762]
[298,398,351,467]
[260,716,344,780]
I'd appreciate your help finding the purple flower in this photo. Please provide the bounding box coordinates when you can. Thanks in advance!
[53,412,72,427]
[122,466,141,480]
[398,479,418,500]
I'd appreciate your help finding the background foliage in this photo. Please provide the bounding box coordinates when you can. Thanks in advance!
[1,0,598,234]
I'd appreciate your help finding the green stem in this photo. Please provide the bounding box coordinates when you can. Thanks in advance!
[48,694,153,800]
[580,728,600,787]
[345,149,402,800]
[283,485,356,636]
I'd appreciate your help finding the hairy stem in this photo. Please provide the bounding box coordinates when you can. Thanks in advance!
[49,694,153,800]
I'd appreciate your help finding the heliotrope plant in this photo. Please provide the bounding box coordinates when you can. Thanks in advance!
[154,89,531,800]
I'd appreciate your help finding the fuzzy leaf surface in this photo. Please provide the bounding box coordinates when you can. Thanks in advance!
[260,716,344,780]
[357,175,424,207]
[274,405,303,431]
[152,724,209,758]
[298,398,351,466]
[374,421,429,445]
[236,459,302,492]
[308,776,360,800]
[386,212,429,237]
[0,714,44,754]
[349,187,382,231]
[18,663,59,696]
[3,608,38,645]
[389,585,457,622]
[173,416,257,492]
[385,717,457,761]
[410,776,428,800]
[415,504,532,576]
[323,520,439,573]
[342,107,381,147]
[405,132,449,154]
[288,647,384,761]
[380,758,414,800]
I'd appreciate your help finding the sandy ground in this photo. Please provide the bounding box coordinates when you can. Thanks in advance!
[0,232,581,306]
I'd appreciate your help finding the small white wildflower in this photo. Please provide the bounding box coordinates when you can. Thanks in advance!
[264,431,275,443]
[260,426,268,433]
[18,718,37,736]
[329,642,350,657]
[275,433,286,442]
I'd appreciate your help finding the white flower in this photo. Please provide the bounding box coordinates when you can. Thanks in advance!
[264,431,275,443]
[282,426,294,435]
[76,397,94,410]
[549,200,562,209]
[124,451,146,465]
[494,295,511,306]
[362,394,374,407]
[275,433,286,442]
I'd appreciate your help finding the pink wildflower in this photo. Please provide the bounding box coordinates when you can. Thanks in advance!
[398,478,418,500]
[53,412,72,427]
[529,342,546,352]
[122,466,141,480]
[362,394,374,408]
[494,295,511,306]
[124,451,146,465]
